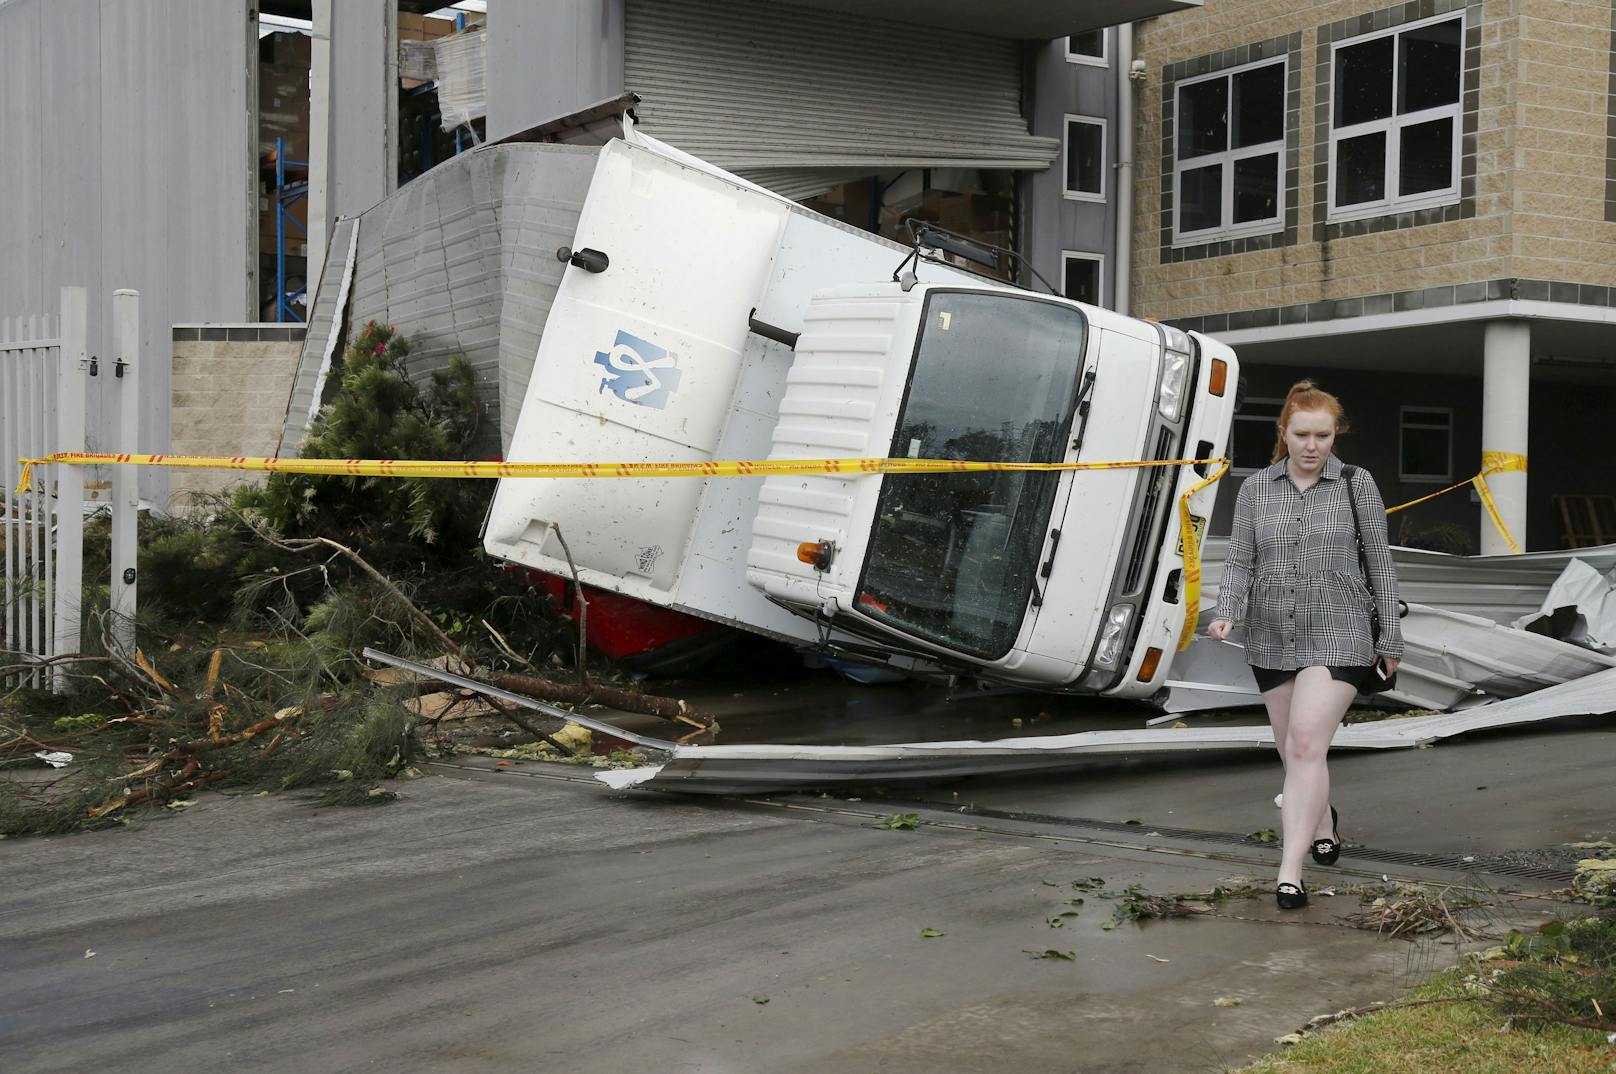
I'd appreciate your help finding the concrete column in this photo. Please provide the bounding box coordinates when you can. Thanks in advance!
[1481,319,1531,555]
[306,0,332,297]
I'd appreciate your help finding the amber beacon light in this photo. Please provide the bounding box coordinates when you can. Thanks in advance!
[797,539,835,571]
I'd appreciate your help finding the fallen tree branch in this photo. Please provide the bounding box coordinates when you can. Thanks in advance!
[235,513,464,659]
[548,522,589,685]
[488,670,710,728]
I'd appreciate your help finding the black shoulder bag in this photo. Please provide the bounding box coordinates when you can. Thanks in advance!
[1342,465,1397,694]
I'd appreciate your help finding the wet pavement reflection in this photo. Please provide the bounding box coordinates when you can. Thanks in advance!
[655,660,1267,747]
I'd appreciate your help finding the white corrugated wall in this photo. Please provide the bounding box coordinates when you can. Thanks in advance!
[624,0,1058,193]
[0,0,255,504]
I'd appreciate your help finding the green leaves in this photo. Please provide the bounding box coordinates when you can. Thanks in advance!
[1245,827,1278,843]
[919,928,945,939]
[1023,948,1077,961]
[875,812,919,830]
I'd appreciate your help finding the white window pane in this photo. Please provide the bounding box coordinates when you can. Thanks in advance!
[1068,30,1103,58]
[1399,19,1461,113]
[1066,121,1104,194]
[1399,117,1454,195]
[1179,164,1222,232]
[1178,79,1228,159]
[1402,427,1450,478]
[1336,35,1394,126]
[1232,63,1284,148]
[1233,153,1280,223]
[1335,130,1386,206]
[1063,258,1101,305]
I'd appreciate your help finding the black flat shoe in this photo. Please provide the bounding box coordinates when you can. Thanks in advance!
[1310,806,1342,866]
[1275,882,1309,910]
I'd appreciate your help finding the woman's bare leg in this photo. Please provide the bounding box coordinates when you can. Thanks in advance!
[1276,667,1357,889]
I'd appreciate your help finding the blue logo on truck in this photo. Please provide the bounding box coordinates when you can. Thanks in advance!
[594,330,681,409]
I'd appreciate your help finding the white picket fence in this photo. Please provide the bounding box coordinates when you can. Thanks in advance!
[0,286,140,690]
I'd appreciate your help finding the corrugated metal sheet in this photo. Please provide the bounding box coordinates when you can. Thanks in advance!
[0,0,253,504]
[624,0,1059,177]
[601,667,1616,793]
[280,143,597,457]
[281,216,358,452]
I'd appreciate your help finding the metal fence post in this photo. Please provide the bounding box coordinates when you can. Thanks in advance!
[52,286,88,686]
[110,290,140,657]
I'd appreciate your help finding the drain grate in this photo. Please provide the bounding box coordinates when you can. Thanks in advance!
[923,804,1577,884]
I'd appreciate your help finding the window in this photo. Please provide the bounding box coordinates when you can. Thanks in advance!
[1330,15,1462,221]
[1231,397,1284,474]
[1061,252,1104,307]
[1066,30,1107,66]
[1400,407,1453,482]
[1063,115,1106,202]
[858,292,1086,659]
[1172,59,1286,243]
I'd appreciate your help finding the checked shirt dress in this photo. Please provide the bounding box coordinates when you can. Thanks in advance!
[1214,454,1403,671]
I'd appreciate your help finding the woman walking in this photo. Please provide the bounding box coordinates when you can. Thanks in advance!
[1208,381,1402,909]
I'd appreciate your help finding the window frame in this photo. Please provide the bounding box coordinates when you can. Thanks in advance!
[1170,56,1289,247]
[1060,250,1106,308]
[1062,114,1108,203]
[1327,12,1464,224]
[1065,29,1108,67]
[1231,396,1285,476]
[1398,405,1454,483]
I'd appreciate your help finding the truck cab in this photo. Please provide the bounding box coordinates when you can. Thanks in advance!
[745,283,1235,698]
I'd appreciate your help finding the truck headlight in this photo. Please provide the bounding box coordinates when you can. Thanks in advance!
[1157,350,1190,423]
[1092,603,1135,670]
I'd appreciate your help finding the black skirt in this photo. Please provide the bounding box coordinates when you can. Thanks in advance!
[1250,664,1373,693]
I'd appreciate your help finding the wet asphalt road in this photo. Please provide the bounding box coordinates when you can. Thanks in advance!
[2,697,1609,1074]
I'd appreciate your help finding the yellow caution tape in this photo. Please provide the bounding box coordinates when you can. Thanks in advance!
[17,451,1227,490]
[19,449,1230,656]
[1386,451,1526,554]
[1175,458,1230,653]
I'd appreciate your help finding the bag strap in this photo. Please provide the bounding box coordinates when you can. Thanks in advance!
[1341,465,1380,641]
[1341,465,1370,580]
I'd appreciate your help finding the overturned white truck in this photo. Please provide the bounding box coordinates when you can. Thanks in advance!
[472,135,1239,698]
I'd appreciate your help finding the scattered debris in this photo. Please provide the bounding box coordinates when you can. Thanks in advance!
[1023,949,1077,961]
[1245,827,1278,843]
[874,813,919,831]
[1340,882,1490,941]
[919,928,944,939]
[1213,996,1241,1007]
[751,995,769,1005]
[1573,859,1616,906]
[32,752,72,768]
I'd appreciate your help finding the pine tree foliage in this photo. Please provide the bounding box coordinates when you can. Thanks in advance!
[240,320,488,563]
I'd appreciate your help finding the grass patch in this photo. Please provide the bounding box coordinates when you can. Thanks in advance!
[1236,968,1614,1074]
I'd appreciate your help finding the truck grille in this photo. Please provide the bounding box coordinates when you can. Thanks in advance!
[1122,428,1178,593]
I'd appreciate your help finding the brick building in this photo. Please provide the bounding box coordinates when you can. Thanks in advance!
[1129,0,1616,552]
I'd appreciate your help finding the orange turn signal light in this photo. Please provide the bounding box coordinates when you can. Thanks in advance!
[797,539,834,571]
[1208,358,1228,397]
[1136,647,1165,682]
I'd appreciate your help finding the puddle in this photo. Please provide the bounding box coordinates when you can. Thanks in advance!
[653,664,1267,747]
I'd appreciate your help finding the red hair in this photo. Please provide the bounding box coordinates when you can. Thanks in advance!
[1272,380,1349,462]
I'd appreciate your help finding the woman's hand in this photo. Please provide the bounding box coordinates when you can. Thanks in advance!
[1208,619,1234,642]
[1377,655,1400,676]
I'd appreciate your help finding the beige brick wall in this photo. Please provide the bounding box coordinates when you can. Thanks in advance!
[1131,0,1615,321]
[1510,0,1616,278]
[169,338,301,511]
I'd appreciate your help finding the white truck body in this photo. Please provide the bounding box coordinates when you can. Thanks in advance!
[484,136,1238,697]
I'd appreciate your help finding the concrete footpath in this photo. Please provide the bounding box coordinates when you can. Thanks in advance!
[1,718,1607,1074]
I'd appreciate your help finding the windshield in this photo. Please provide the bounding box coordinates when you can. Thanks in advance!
[855,291,1088,660]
